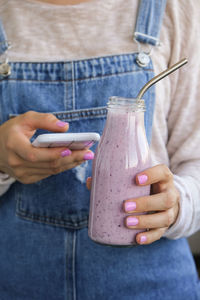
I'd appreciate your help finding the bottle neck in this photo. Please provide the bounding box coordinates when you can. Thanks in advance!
[106,103,145,140]
[103,99,149,166]
[107,96,146,112]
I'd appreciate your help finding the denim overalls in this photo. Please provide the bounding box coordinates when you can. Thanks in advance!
[0,1,200,299]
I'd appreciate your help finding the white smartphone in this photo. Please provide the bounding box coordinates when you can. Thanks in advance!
[32,132,100,150]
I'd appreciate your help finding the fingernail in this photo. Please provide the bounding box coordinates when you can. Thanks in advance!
[124,201,136,212]
[61,149,72,157]
[140,235,147,244]
[84,152,94,160]
[56,121,69,127]
[138,174,148,185]
[126,217,139,226]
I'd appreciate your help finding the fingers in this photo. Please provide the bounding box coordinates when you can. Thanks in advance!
[10,133,67,163]
[122,163,180,245]
[7,147,94,182]
[123,189,178,213]
[125,208,176,230]
[135,227,168,245]
[0,111,95,184]
[5,111,70,162]
[136,164,173,186]
[11,132,94,163]
[19,111,69,132]
[13,160,84,184]
[17,173,51,185]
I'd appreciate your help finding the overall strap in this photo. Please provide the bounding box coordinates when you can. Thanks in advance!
[134,0,167,46]
[0,19,9,56]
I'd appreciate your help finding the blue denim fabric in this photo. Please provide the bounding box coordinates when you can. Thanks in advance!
[0,1,200,299]
[0,20,9,55]
[134,0,167,46]
[0,56,155,229]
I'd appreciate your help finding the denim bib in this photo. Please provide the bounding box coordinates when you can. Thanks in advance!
[0,1,199,299]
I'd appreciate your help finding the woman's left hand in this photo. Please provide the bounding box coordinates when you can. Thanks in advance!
[86,164,180,245]
[123,164,180,245]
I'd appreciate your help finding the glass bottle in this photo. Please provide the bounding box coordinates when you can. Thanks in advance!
[88,97,151,246]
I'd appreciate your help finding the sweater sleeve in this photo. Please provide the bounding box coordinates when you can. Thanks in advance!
[163,0,200,239]
[0,173,15,196]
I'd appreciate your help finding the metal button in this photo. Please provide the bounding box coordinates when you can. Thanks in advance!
[0,62,11,77]
[136,52,150,68]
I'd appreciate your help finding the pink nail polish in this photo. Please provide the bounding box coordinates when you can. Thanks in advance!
[140,235,147,244]
[124,202,136,212]
[138,174,148,185]
[61,149,72,157]
[126,217,138,226]
[84,152,94,160]
[56,121,69,127]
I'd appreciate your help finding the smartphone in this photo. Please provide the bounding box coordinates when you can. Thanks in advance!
[32,132,100,150]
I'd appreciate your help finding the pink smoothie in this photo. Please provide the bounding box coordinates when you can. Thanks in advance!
[88,106,151,246]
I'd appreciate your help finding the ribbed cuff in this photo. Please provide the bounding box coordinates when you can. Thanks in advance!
[163,175,195,239]
[0,172,15,196]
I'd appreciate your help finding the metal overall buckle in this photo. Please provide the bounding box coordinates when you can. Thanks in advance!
[134,38,153,68]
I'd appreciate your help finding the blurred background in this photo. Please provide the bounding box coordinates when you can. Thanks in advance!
[188,231,200,276]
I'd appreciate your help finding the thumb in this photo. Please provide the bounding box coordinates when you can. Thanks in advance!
[20,111,69,133]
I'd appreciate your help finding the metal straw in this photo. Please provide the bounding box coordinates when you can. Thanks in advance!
[137,58,188,100]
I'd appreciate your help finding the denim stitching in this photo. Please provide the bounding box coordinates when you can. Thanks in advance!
[64,63,68,111]
[17,198,88,229]
[16,211,88,229]
[9,106,108,121]
[0,69,154,82]
[134,0,167,46]
[64,231,68,300]
[72,231,77,300]
[9,113,107,122]
[72,61,76,110]
[65,231,74,300]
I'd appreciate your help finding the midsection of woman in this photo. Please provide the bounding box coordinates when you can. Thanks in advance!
[0,0,200,299]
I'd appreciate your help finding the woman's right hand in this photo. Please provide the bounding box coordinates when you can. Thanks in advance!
[0,111,94,184]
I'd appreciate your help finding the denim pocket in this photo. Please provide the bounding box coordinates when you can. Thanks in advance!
[13,106,107,229]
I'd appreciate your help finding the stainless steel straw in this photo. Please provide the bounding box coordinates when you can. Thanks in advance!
[137,58,188,100]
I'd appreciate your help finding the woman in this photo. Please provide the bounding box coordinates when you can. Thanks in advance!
[0,0,200,299]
